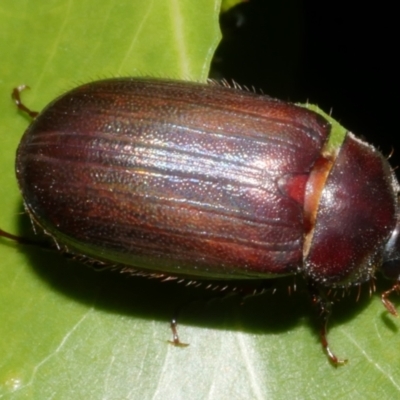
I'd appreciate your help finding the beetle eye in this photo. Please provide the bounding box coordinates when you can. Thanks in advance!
[381,260,400,281]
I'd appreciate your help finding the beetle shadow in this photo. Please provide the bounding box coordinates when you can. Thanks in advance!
[21,244,305,336]
[380,312,399,333]
[9,207,386,341]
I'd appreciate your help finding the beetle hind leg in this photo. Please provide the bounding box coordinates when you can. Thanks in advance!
[12,85,39,118]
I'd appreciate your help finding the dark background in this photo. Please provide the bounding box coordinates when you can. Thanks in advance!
[213,0,398,165]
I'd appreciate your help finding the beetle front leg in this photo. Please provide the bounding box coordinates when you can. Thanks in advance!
[381,281,400,316]
[308,281,347,366]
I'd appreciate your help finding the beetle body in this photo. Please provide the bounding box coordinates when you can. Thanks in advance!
[15,78,400,287]
[10,78,400,364]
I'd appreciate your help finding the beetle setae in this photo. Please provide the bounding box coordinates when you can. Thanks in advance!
[3,78,400,365]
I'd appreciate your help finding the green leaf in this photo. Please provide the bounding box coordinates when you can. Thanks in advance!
[1,1,400,399]
[221,0,246,13]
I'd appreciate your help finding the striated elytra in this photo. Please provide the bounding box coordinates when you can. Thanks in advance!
[6,78,400,365]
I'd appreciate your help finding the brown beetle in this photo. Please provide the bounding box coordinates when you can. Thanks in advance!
[3,78,400,365]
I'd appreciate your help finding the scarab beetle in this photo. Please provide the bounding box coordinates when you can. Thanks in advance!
[3,78,400,365]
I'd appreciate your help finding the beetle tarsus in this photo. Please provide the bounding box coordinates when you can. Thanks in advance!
[12,85,39,119]
[381,282,400,316]
[320,318,348,366]
[168,317,189,347]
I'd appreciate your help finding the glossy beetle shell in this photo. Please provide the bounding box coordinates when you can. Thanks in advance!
[15,78,400,287]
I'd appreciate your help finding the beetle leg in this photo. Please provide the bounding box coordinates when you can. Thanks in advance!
[308,281,347,366]
[381,282,400,316]
[167,287,247,348]
[169,317,189,347]
[0,227,48,248]
[167,306,190,348]
[11,85,39,119]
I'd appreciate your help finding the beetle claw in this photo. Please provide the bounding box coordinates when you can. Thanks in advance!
[320,325,347,366]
